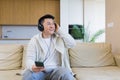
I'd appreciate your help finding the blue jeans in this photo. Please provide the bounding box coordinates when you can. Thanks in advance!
[22,67,74,80]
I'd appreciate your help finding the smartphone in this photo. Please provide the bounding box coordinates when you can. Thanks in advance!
[35,61,44,67]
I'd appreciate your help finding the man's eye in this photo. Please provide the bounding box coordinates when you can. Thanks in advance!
[47,23,51,25]
[47,23,54,26]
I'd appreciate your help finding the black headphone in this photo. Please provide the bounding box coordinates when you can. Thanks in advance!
[38,14,55,31]
[38,23,44,31]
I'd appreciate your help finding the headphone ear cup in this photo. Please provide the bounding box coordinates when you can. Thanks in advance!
[38,24,44,31]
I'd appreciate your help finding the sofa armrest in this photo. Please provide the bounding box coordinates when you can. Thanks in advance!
[113,54,120,66]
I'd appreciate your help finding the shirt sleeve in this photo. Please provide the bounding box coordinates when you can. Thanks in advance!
[26,38,36,71]
[56,27,76,48]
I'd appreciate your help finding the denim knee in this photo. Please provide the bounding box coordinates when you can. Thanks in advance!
[32,71,46,80]
[22,70,33,80]
[50,67,74,80]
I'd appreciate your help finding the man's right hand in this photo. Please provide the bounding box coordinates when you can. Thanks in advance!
[32,65,45,73]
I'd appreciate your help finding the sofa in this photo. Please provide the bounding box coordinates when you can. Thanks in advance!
[0,42,120,80]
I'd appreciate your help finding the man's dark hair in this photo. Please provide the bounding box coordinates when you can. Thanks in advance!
[38,14,55,25]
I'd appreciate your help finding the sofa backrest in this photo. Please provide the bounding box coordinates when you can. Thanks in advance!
[0,44,23,70]
[68,42,116,68]
[0,42,116,70]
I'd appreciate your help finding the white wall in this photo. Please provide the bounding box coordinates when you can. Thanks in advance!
[68,0,83,24]
[60,0,69,33]
[60,0,83,33]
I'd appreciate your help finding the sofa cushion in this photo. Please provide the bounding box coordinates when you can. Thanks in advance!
[0,70,22,80]
[69,42,115,68]
[0,44,23,70]
[72,66,120,80]
[113,54,120,66]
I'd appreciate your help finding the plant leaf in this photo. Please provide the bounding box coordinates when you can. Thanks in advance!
[89,29,105,42]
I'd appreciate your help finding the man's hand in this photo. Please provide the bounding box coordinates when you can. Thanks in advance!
[55,23,60,32]
[32,65,45,73]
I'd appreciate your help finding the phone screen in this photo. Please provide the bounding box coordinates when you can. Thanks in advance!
[35,61,44,67]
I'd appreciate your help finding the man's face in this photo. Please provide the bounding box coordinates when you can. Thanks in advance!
[42,18,55,35]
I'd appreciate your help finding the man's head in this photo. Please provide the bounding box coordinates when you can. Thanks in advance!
[38,14,55,31]
[38,14,56,38]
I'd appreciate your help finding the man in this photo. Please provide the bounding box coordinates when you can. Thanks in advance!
[22,14,76,80]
